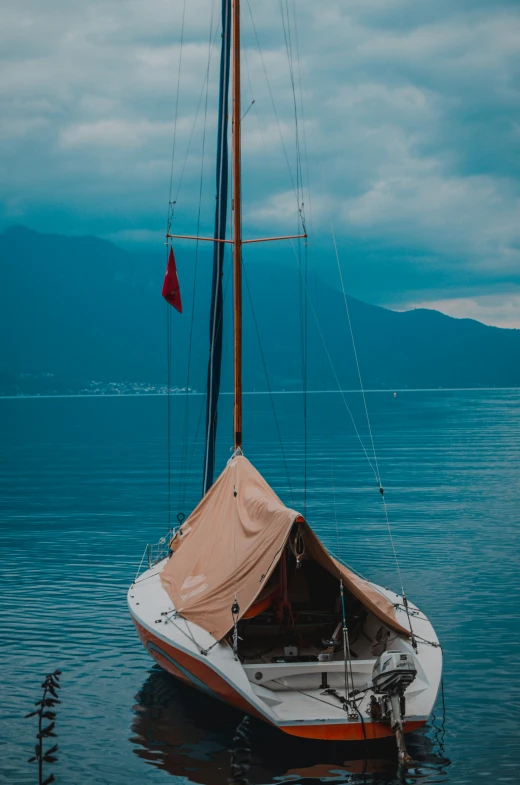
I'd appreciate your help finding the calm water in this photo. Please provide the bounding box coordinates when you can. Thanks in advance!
[1,390,520,784]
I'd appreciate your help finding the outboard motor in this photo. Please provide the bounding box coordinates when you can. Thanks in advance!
[372,650,417,763]
[372,650,417,694]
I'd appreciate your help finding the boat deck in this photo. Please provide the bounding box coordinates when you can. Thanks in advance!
[128,560,442,734]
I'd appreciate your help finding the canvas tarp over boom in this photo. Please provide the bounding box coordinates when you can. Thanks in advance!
[160,455,409,641]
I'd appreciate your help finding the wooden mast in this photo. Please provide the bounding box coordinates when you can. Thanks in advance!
[232,0,242,450]
[167,0,305,454]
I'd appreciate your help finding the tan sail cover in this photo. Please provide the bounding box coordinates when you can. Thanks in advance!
[160,455,409,640]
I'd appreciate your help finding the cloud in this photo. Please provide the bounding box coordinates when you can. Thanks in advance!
[106,227,164,247]
[246,190,300,227]
[0,0,519,324]
[0,116,49,141]
[402,294,520,330]
[60,119,162,149]
[342,165,520,265]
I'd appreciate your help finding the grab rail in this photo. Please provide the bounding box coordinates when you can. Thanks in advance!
[134,534,173,582]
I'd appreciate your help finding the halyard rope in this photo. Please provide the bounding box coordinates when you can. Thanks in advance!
[288,234,417,649]
[166,0,187,234]
[232,462,240,659]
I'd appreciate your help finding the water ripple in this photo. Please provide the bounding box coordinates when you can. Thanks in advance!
[1,391,519,784]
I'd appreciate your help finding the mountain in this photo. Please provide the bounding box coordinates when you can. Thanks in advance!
[1,225,519,395]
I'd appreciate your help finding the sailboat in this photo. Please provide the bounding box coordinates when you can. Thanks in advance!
[128,0,442,760]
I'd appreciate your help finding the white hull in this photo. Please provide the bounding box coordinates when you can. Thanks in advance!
[129,559,442,742]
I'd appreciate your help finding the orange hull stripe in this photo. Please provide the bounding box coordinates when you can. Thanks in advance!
[281,720,425,741]
[132,617,426,741]
[132,618,265,719]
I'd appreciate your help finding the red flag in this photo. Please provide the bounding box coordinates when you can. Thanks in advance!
[162,246,182,313]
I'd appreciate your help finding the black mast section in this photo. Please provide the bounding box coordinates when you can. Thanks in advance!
[203,0,231,494]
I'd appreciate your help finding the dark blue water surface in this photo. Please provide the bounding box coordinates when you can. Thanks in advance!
[1,390,520,784]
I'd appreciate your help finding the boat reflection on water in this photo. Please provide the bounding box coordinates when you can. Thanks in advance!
[130,668,450,784]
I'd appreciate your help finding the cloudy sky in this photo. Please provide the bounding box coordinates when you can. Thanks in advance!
[1,0,520,326]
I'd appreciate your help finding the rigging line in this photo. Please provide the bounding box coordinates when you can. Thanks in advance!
[166,5,218,518]
[134,544,149,583]
[270,679,355,712]
[166,303,172,528]
[328,226,381,485]
[312,244,344,552]
[440,677,447,747]
[172,14,222,208]
[179,10,214,510]
[226,178,236,450]
[183,616,205,653]
[284,1,322,521]
[287,3,306,217]
[133,564,165,585]
[381,493,406,600]
[244,0,303,225]
[326,549,370,581]
[288,54,374,473]
[179,254,200,507]
[288,241,378,482]
[300,112,314,528]
[241,99,255,122]
[394,603,427,620]
[414,634,442,649]
[279,0,307,515]
[328,543,405,609]
[286,56,409,608]
[310,242,348,564]
[163,615,207,655]
[232,462,238,599]
[312,242,342,559]
[329,546,410,613]
[284,5,305,510]
[243,47,270,166]
[242,43,273,176]
[297,238,307,516]
[329,430,341,558]
[278,2,297,179]
[203,0,231,494]
[242,263,295,507]
[327,218,408,600]
[302,248,308,516]
[186,258,234,483]
[290,4,313,272]
[232,464,239,657]
[295,64,407,596]
[279,0,304,211]
[243,37,301,511]
[166,0,187,231]
[290,0,312,233]
[242,49,257,115]
[186,390,207,480]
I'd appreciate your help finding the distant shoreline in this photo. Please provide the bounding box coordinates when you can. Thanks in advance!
[1,387,519,400]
